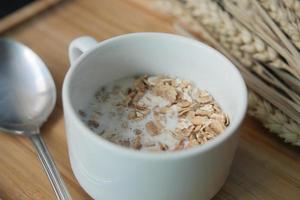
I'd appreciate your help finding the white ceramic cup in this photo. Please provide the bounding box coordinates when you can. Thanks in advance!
[63,33,247,200]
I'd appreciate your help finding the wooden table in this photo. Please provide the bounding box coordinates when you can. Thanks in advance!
[1,0,299,199]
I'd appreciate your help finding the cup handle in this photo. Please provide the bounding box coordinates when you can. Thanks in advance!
[68,36,98,65]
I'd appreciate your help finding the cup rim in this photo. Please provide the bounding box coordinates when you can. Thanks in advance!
[63,32,248,160]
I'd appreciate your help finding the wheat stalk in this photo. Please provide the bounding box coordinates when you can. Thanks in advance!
[167,0,300,121]
[175,22,300,146]
[248,91,300,146]
[221,0,300,78]
[174,20,300,120]
[282,0,300,19]
[154,0,300,145]
[188,0,300,80]
[259,0,300,49]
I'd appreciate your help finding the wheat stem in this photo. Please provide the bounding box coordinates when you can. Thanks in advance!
[154,0,300,144]
[253,0,300,62]
[271,68,300,94]
[177,21,300,146]
[223,0,300,78]
[261,0,300,49]
[282,0,300,19]
[253,62,300,104]
[174,22,300,123]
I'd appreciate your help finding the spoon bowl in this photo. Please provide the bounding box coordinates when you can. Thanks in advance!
[0,38,71,200]
[0,39,56,134]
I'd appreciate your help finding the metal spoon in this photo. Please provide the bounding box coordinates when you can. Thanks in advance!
[0,39,72,200]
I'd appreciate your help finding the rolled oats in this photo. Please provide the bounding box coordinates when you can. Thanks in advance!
[153,83,177,103]
[209,120,225,134]
[159,143,169,151]
[146,121,161,136]
[158,106,170,114]
[191,116,205,126]
[174,139,185,151]
[177,100,192,108]
[132,135,142,150]
[193,125,202,133]
[81,74,230,152]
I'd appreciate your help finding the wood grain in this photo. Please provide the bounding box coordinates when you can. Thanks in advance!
[0,0,299,199]
[0,0,62,33]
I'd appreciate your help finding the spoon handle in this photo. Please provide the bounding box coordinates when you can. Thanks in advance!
[30,134,72,200]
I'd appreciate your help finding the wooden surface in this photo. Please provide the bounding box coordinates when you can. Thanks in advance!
[0,0,62,33]
[0,0,299,199]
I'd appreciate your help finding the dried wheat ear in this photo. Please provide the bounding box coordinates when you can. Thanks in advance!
[153,0,300,146]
